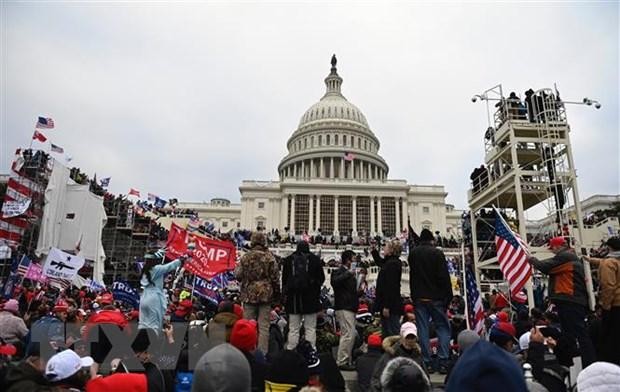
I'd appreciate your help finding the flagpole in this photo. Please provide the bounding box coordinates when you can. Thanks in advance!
[461,243,471,330]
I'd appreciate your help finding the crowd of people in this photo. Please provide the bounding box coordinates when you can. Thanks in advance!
[0,229,619,391]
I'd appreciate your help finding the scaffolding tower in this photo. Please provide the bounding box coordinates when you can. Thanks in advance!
[467,84,595,308]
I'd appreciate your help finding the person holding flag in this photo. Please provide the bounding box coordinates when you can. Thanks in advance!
[527,236,596,367]
[138,251,188,333]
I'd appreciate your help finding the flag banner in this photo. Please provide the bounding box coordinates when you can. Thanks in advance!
[25,263,46,283]
[166,223,237,280]
[50,144,64,154]
[36,117,55,129]
[99,177,111,187]
[32,130,47,142]
[112,280,139,308]
[147,193,157,203]
[128,188,140,197]
[0,245,11,259]
[42,247,85,280]
[465,265,484,335]
[154,197,167,209]
[1,199,31,218]
[344,151,355,161]
[192,271,235,304]
[493,207,532,299]
[188,216,201,232]
[86,278,106,292]
[16,255,32,277]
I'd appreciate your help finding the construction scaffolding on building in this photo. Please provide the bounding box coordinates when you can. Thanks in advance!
[467,84,599,308]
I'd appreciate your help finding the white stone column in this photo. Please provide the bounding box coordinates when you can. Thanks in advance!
[401,198,408,231]
[281,195,289,230]
[308,195,314,233]
[377,197,383,236]
[340,158,345,179]
[334,196,339,236]
[290,195,296,233]
[301,160,306,179]
[315,195,321,231]
[352,196,358,237]
[370,197,375,236]
[330,158,334,178]
[395,198,401,233]
[320,158,324,178]
[310,159,314,179]
[374,165,378,180]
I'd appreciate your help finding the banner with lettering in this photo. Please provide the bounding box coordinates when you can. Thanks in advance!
[192,271,235,304]
[42,247,85,280]
[1,198,31,218]
[25,263,46,282]
[112,280,140,308]
[166,222,236,280]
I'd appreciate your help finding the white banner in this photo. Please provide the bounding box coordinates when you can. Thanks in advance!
[42,247,85,280]
[1,198,31,218]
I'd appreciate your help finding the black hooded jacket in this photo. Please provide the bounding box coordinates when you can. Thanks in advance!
[282,242,325,314]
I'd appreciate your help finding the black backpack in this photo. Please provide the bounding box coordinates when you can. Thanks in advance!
[288,253,310,291]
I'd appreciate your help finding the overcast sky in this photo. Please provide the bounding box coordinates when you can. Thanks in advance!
[1,1,618,219]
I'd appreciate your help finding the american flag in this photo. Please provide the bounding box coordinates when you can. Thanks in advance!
[50,144,64,154]
[465,265,484,335]
[188,215,201,232]
[344,151,355,162]
[36,117,55,129]
[128,188,140,198]
[16,255,32,277]
[148,193,158,203]
[494,207,532,300]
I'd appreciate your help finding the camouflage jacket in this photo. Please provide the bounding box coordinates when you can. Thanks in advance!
[235,246,281,304]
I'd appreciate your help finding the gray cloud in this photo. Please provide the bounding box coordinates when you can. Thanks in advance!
[2,2,618,218]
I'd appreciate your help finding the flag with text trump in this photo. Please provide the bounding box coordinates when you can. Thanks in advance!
[466,265,484,335]
[165,222,236,280]
[493,207,532,301]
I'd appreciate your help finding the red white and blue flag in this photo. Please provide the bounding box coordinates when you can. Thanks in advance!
[50,144,64,154]
[494,207,532,301]
[32,130,47,143]
[465,265,484,335]
[16,255,32,277]
[36,117,55,129]
[344,151,355,162]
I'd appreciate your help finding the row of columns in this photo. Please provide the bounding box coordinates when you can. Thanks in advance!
[283,194,409,236]
[282,157,386,181]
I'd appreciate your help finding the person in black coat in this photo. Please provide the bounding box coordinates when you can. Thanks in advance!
[282,241,325,350]
[372,239,403,337]
[331,250,359,370]
[355,333,384,392]
[409,228,452,373]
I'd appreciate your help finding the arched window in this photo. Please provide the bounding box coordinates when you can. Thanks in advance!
[326,135,331,145]
[350,135,354,146]
[358,137,361,148]
[364,140,367,150]
[311,136,314,146]
[304,138,307,149]
[318,135,322,146]
[328,107,331,116]
[335,134,339,145]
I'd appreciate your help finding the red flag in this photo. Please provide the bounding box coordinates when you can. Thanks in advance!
[165,222,236,280]
[32,130,47,142]
[128,188,140,197]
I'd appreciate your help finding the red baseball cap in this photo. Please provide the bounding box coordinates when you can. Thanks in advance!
[548,237,567,249]
[404,304,414,314]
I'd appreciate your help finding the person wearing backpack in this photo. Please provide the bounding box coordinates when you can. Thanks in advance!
[282,240,325,350]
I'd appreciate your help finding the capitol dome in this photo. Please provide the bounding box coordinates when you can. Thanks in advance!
[278,55,389,181]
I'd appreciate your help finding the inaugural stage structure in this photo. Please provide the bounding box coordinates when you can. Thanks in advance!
[468,85,599,306]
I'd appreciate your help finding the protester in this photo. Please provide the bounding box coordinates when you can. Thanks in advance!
[356,333,383,392]
[528,236,596,367]
[526,327,568,392]
[4,344,52,392]
[380,357,431,392]
[44,349,93,390]
[488,321,518,353]
[85,372,148,392]
[230,319,267,392]
[235,231,281,354]
[446,340,527,392]
[205,300,242,349]
[330,249,359,370]
[139,252,187,333]
[409,228,452,373]
[370,322,424,392]
[192,343,251,392]
[586,236,620,365]
[0,299,28,347]
[576,361,620,392]
[282,241,325,350]
[372,239,403,337]
[443,329,480,384]
[265,349,310,391]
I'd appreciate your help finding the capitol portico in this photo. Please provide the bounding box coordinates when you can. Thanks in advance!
[178,56,462,239]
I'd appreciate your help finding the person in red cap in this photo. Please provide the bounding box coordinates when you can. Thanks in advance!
[355,333,383,391]
[230,319,266,392]
[527,236,596,367]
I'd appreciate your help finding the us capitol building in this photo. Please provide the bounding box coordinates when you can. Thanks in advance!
[176,56,462,239]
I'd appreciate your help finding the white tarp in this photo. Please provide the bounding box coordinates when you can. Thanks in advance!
[42,247,85,280]
[36,160,107,282]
